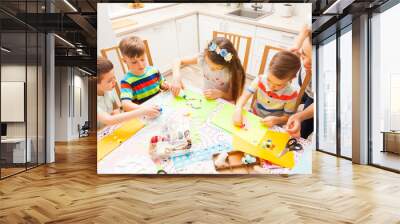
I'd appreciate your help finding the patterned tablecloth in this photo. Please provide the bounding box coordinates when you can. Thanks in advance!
[97,90,312,174]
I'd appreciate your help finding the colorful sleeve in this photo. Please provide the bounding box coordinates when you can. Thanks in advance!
[120,79,134,101]
[246,77,259,94]
[283,89,298,115]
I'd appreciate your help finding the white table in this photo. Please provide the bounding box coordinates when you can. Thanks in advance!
[97,90,312,174]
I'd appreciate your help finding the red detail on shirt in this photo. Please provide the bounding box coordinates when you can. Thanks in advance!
[120,83,131,89]
[258,80,298,100]
[132,76,159,91]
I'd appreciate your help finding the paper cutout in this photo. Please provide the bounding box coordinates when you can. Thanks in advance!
[97,118,145,161]
[232,130,295,168]
[211,103,268,145]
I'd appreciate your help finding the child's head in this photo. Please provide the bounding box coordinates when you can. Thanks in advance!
[97,57,116,91]
[119,36,147,75]
[267,51,301,92]
[204,37,245,102]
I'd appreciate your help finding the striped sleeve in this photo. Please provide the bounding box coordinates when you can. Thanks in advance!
[147,66,163,85]
[120,78,134,101]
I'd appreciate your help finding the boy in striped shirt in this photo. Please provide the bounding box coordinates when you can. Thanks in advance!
[119,36,169,111]
[233,51,301,128]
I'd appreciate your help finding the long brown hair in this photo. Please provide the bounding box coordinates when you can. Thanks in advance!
[204,37,245,102]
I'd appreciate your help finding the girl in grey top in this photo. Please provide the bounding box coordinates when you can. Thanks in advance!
[171,37,246,103]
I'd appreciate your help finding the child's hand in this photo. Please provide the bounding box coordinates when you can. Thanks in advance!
[160,82,170,91]
[232,108,243,127]
[261,116,278,128]
[140,105,161,118]
[203,89,222,100]
[171,79,184,97]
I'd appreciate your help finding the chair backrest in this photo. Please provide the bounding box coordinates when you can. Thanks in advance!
[212,31,252,73]
[100,39,153,96]
[255,45,312,113]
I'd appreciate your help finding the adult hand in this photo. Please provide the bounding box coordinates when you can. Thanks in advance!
[286,114,301,137]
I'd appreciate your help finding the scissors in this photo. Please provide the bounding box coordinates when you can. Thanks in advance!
[277,138,303,158]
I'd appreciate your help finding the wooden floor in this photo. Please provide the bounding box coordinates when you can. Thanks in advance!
[1,167,26,178]
[372,150,400,171]
[0,135,399,223]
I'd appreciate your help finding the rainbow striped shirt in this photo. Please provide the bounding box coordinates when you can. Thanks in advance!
[120,66,164,104]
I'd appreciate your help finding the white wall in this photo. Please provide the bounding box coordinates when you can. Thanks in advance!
[97,3,119,55]
[54,66,69,141]
[72,73,89,138]
[1,64,46,163]
[1,65,29,138]
[54,67,89,141]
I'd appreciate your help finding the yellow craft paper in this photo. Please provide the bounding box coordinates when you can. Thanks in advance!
[233,130,295,168]
[211,103,268,145]
[97,119,145,161]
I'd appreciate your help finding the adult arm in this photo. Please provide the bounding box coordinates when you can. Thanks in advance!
[286,103,314,137]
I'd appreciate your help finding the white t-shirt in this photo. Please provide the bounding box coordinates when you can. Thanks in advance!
[198,52,230,92]
[97,89,119,129]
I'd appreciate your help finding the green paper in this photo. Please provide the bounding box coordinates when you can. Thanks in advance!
[171,89,219,122]
[170,90,219,144]
[211,103,268,145]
